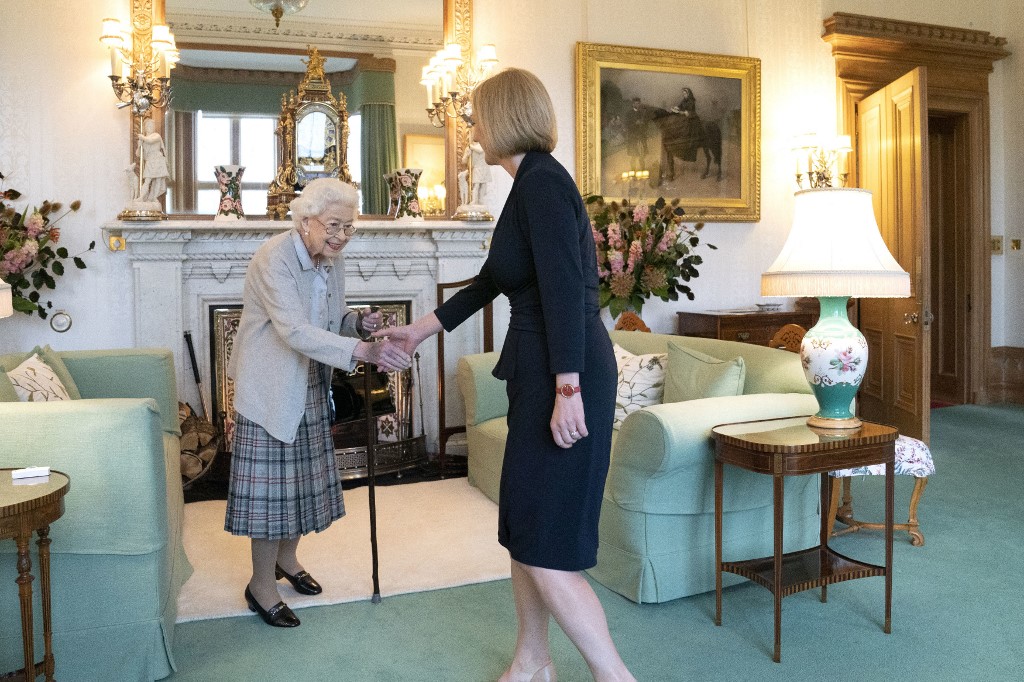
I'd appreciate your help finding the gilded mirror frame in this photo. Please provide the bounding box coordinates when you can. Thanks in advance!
[134,0,467,220]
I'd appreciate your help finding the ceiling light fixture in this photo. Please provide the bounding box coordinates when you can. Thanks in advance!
[249,0,311,28]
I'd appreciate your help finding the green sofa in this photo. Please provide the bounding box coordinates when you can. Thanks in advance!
[0,348,192,681]
[456,330,822,603]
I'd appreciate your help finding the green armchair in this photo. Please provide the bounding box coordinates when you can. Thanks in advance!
[456,330,822,603]
[0,348,192,681]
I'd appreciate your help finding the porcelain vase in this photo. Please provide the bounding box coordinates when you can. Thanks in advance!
[392,168,424,221]
[213,165,245,222]
[800,296,868,427]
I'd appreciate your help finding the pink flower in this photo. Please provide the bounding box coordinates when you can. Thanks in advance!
[24,211,45,238]
[609,250,624,275]
[656,229,676,253]
[591,224,605,246]
[625,240,642,274]
[219,197,235,211]
[48,227,61,243]
[408,200,420,212]
[400,175,412,187]
[632,203,649,223]
[607,222,622,249]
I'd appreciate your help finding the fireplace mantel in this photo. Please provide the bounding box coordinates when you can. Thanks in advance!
[102,218,496,453]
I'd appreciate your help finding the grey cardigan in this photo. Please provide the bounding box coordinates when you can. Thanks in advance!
[228,229,362,443]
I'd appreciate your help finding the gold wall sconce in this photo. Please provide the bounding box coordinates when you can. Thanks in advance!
[421,43,498,128]
[99,10,178,117]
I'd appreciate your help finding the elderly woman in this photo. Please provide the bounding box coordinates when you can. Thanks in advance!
[378,69,634,681]
[225,178,410,628]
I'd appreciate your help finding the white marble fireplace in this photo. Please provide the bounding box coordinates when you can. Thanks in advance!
[102,218,498,453]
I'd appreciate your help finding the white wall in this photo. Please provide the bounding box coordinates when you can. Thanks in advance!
[0,0,1019,354]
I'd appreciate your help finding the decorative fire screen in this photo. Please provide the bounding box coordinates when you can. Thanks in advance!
[209,301,426,479]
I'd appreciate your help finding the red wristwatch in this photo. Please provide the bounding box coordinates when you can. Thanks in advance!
[557,384,581,398]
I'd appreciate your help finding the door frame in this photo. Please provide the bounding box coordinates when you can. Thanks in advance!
[822,12,1009,404]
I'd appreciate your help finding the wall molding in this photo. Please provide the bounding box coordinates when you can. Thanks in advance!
[988,347,1024,404]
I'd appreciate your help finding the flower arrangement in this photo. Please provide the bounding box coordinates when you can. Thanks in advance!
[587,195,715,319]
[1,171,95,318]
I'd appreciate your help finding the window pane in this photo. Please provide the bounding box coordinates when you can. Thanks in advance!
[348,114,362,185]
[241,189,268,217]
[240,117,277,183]
[197,189,220,215]
[196,114,231,182]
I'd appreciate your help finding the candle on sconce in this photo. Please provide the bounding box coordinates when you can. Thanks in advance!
[434,184,446,202]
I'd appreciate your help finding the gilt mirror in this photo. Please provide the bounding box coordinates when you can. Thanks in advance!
[162,0,451,218]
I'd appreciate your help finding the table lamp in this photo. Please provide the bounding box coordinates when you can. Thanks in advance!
[1,278,13,319]
[761,187,910,428]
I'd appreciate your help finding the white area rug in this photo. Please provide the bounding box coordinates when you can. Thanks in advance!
[176,478,510,623]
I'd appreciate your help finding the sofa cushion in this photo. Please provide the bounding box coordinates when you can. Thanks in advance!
[1,345,82,400]
[0,373,17,401]
[5,352,75,402]
[664,339,745,403]
[612,344,666,430]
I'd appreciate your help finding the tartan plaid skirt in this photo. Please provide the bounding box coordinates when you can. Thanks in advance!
[224,360,345,539]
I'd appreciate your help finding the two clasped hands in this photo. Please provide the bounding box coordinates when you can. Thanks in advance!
[353,310,440,374]
[361,312,589,450]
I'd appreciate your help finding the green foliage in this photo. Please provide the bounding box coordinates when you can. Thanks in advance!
[1,173,94,319]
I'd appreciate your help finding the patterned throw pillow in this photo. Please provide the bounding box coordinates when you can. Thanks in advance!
[6,353,73,402]
[663,340,746,404]
[612,343,667,430]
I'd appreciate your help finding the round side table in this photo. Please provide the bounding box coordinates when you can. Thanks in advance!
[1,469,70,682]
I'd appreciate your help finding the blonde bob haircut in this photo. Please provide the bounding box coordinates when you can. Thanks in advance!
[471,68,557,159]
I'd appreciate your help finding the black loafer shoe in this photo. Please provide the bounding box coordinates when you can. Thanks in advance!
[275,563,323,595]
[244,586,300,627]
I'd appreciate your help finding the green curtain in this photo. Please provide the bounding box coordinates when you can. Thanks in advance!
[351,70,398,215]
[361,103,398,215]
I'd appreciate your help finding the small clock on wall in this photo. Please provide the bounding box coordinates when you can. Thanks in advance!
[49,310,73,333]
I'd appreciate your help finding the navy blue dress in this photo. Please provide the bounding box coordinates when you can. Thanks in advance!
[435,152,616,571]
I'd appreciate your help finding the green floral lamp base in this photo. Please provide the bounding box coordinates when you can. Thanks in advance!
[800,296,868,429]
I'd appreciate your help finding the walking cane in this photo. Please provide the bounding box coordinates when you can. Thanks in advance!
[183,331,211,419]
[362,358,382,604]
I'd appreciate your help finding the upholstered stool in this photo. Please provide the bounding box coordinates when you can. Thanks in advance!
[828,435,935,546]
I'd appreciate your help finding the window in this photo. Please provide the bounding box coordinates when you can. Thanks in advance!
[195,112,277,216]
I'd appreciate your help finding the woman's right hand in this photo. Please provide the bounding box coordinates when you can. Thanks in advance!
[354,339,412,372]
[371,313,443,355]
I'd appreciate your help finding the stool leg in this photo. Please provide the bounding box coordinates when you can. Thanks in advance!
[38,526,55,682]
[907,477,928,547]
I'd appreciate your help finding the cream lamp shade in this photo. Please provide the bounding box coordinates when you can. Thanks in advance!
[0,278,13,318]
[761,187,910,298]
[761,187,910,429]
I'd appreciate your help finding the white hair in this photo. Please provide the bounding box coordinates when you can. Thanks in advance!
[290,179,358,224]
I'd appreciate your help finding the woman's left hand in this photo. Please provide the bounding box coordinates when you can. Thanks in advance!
[551,394,588,449]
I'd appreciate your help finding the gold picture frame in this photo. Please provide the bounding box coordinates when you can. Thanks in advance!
[575,42,761,222]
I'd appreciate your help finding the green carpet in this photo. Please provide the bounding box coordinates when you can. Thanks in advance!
[169,405,1024,681]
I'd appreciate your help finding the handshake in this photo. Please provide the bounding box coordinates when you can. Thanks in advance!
[354,310,432,373]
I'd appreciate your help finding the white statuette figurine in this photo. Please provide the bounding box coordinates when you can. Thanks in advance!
[121,117,171,219]
[454,141,493,221]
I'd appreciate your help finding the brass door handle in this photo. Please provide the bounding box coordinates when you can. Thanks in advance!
[736,331,751,341]
[904,312,920,324]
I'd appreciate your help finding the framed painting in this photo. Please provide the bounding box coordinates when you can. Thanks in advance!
[403,133,446,192]
[575,42,761,222]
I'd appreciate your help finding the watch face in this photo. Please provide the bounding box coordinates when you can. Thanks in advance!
[49,311,72,333]
[558,384,575,398]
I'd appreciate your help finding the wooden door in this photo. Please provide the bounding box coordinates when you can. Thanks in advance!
[928,114,970,405]
[856,68,931,442]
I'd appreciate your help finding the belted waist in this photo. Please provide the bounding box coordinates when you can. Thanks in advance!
[509,306,601,333]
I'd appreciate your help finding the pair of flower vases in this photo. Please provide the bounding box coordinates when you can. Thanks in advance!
[385,168,423,221]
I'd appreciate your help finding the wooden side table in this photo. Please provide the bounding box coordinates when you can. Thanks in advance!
[677,309,815,346]
[711,418,896,662]
[1,469,70,682]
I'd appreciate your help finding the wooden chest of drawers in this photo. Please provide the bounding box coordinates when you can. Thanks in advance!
[676,310,816,346]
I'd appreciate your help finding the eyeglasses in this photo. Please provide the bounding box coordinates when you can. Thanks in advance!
[312,217,357,237]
